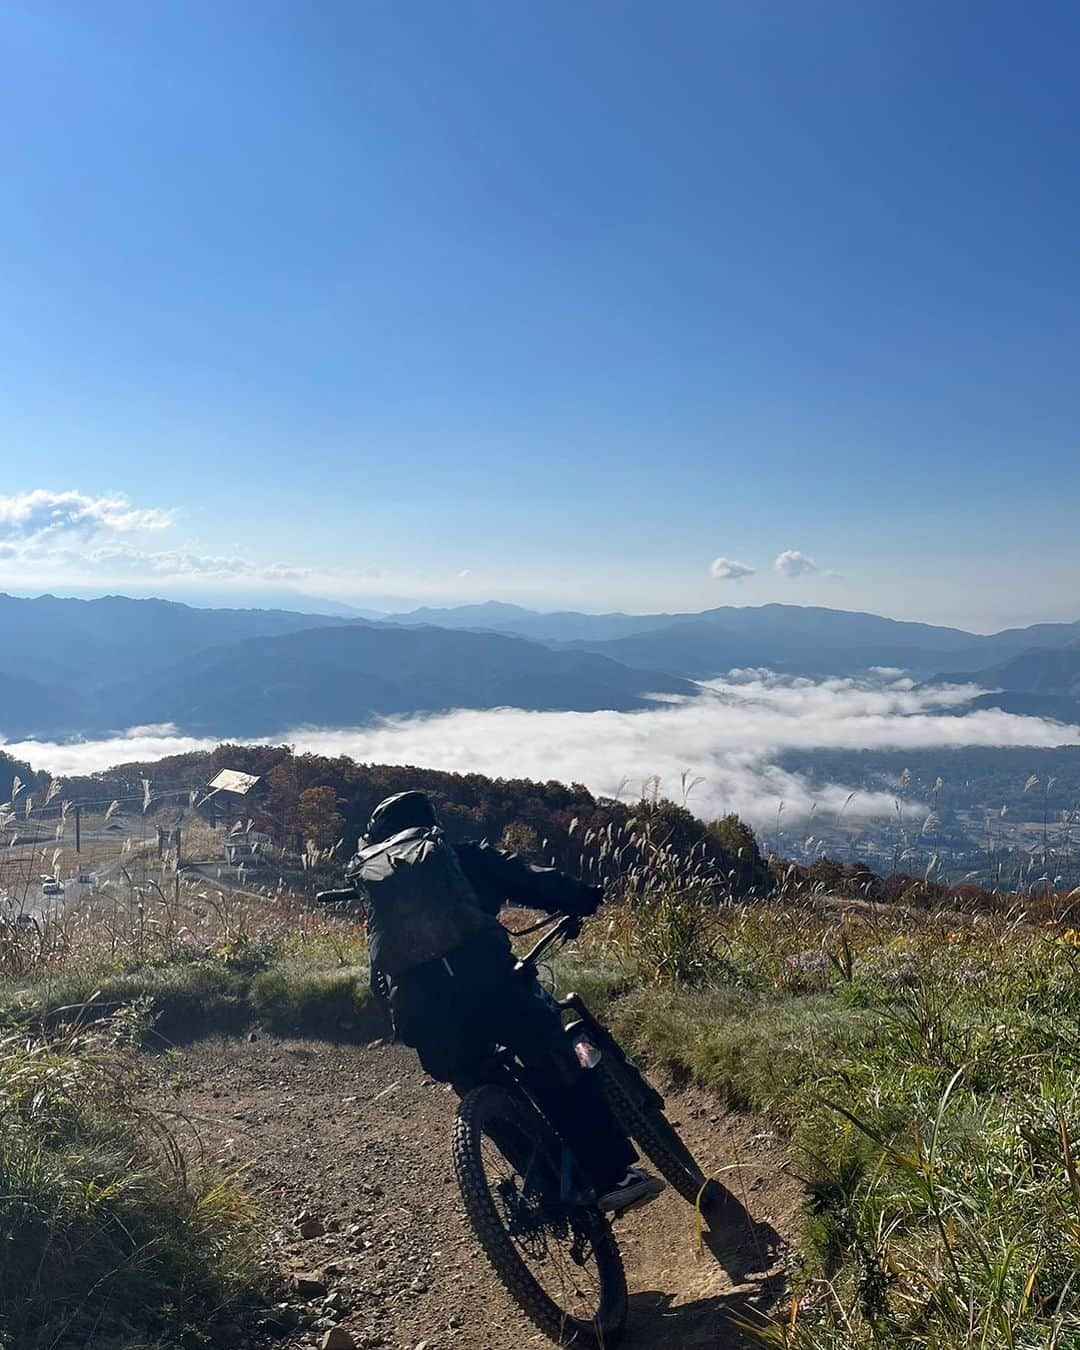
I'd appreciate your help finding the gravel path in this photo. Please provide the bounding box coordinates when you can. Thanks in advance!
[155,1035,800,1350]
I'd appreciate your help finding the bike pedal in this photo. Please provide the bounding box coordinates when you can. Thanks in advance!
[613,1191,662,1218]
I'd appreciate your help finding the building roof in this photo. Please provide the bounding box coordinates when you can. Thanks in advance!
[206,768,261,796]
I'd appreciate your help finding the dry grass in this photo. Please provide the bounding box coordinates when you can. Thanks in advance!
[0,1009,261,1348]
[5,768,1080,1348]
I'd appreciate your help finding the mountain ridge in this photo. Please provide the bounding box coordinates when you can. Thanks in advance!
[106,624,694,737]
[0,603,691,739]
[934,641,1080,723]
[385,600,1080,673]
[3,593,1080,742]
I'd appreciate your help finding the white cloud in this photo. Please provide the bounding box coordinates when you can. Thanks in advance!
[0,490,172,545]
[84,542,315,581]
[0,725,220,777]
[710,556,755,581]
[774,549,820,578]
[0,488,328,591]
[0,490,494,607]
[6,674,1076,831]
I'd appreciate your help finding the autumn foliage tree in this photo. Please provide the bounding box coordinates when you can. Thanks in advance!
[499,821,542,858]
[297,786,345,849]
[62,744,771,897]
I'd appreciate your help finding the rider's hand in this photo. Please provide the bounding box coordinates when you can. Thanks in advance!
[574,884,604,918]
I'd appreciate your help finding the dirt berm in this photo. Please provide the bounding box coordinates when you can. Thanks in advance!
[157,1036,801,1350]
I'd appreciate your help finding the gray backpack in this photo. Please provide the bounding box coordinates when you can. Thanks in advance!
[348,826,490,978]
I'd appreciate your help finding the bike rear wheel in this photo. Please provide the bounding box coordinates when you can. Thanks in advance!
[453,1084,628,1347]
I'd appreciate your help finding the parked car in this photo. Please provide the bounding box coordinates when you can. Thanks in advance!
[41,878,63,896]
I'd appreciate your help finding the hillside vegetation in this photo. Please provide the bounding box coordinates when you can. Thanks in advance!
[577,893,1080,1348]
[2,743,1079,1348]
[0,1011,259,1348]
[2,833,1078,1348]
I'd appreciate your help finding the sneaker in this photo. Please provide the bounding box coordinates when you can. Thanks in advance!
[596,1167,665,1215]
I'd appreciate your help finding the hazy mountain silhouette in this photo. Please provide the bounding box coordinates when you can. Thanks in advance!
[936,642,1080,722]
[386,602,1080,677]
[949,642,1080,696]
[0,672,88,739]
[112,624,692,736]
[3,593,1080,741]
[384,601,671,642]
[0,592,355,688]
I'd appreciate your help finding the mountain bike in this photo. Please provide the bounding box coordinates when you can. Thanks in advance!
[450,911,732,1346]
[315,883,737,1348]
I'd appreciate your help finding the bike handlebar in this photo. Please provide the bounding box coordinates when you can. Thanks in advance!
[316,885,359,905]
[518,912,578,969]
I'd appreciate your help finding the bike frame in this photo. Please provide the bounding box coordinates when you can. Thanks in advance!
[500,912,668,1208]
[516,913,665,1111]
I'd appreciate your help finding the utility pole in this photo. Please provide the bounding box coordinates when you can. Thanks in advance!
[74,802,81,854]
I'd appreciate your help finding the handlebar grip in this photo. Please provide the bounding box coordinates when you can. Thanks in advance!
[316,886,358,904]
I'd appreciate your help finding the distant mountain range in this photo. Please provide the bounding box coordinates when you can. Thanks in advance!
[0,594,688,738]
[111,625,693,736]
[943,641,1080,696]
[384,602,668,643]
[0,592,358,688]
[386,600,1080,681]
[937,641,1080,724]
[1,592,1078,740]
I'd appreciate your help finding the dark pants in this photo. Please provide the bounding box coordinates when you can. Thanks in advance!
[389,939,636,1194]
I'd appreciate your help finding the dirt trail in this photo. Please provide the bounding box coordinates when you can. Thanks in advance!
[155,1036,800,1350]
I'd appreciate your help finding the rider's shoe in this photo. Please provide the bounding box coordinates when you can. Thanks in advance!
[596,1167,665,1215]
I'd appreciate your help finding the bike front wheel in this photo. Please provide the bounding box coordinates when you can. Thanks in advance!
[453,1084,628,1347]
[595,1055,736,1213]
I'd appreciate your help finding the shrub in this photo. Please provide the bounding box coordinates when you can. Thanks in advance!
[0,1013,259,1348]
[249,964,388,1039]
[8,961,252,1043]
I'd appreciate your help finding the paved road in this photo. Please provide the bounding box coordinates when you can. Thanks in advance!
[2,825,150,924]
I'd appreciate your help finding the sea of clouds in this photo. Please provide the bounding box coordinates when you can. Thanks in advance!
[3,672,1077,829]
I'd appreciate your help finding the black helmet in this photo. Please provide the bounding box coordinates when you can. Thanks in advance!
[363,790,437,845]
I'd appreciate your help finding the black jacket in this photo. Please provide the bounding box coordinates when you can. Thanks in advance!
[369,840,601,995]
[382,842,600,1035]
[454,840,602,920]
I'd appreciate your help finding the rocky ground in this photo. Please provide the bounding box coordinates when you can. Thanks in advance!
[153,1036,801,1350]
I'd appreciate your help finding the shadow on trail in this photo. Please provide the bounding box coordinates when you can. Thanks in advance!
[625,1193,787,1347]
[626,1278,787,1348]
[702,1188,784,1279]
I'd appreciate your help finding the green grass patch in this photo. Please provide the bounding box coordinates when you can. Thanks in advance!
[569,907,1080,1348]
[250,962,387,1038]
[7,960,252,1042]
[549,954,636,1014]
[0,1015,259,1349]
[606,984,877,1120]
[0,934,388,1045]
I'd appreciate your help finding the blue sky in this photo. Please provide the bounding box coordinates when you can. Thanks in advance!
[1,0,1078,630]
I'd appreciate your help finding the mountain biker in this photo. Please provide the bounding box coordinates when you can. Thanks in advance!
[349,790,664,1215]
